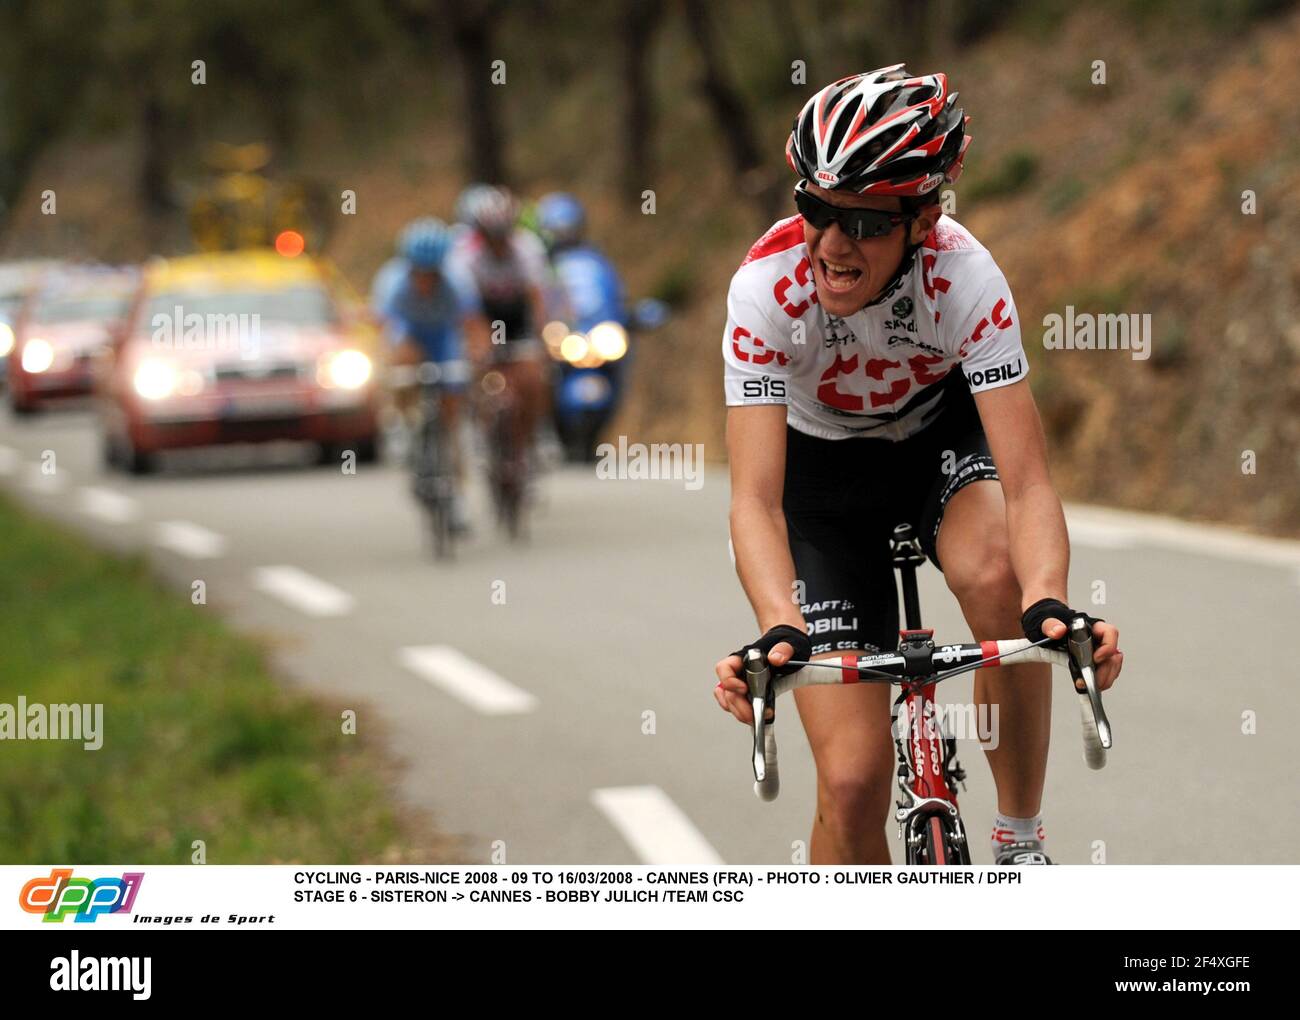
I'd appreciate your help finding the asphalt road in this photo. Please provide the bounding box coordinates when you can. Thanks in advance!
[2,404,1297,864]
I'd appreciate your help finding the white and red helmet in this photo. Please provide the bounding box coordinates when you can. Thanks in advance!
[786,64,971,197]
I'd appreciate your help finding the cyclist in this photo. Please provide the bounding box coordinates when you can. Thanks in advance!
[378,217,486,531]
[712,66,1123,866]
[447,185,552,467]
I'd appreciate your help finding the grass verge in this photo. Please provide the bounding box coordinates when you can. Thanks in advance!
[0,492,456,863]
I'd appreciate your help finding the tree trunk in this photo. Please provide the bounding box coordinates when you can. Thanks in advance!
[682,0,781,224]
[621,0,665,206]
[139,92,172,214]
[442,0,508,185]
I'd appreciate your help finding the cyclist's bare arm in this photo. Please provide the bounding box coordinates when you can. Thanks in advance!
[714,404,804,724]
[975,380,1122,688]
[463,313,491,363]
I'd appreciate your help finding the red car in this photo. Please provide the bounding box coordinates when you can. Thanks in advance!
[8,264,139,414]
[100,250,382,474]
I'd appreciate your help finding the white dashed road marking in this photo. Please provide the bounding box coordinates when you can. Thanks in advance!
[155,520,227,559]
[251,566,354,617]
[398,645,538,715]
[78,486,137,524]
[0,445,17,475]
[590,786,724,865]
[24,465,65,494]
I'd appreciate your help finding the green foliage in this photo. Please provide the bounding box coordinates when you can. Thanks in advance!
[965,149,1039,202]
[0,494,411,863]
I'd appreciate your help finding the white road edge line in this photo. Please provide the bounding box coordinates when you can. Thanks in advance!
[590,786,724,866]
[251,566,354,617]
[78,486,138,524]
[1065,503,1300,569]
[0,445,18,476]
[155,521,227,559]
[398,645,538,715]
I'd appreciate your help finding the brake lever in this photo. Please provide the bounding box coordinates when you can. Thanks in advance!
[743,649,779,800]
[1067,616,1112,770]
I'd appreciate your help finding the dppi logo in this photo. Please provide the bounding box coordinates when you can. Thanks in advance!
[19,868,144,923]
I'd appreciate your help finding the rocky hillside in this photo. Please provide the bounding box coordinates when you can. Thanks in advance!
[3,2,1296,534]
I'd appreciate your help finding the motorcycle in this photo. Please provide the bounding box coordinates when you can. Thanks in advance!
[542,243,668,461]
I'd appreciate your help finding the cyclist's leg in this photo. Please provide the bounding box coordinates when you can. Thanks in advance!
[504,345,546,454]
[931,475,1052,821]
[784,428,899,865]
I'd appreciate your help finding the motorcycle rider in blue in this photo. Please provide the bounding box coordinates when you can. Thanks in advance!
[535,193,630,460]
[378,218,486,530]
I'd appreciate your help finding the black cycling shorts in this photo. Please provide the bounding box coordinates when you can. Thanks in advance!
[782,380,998,656]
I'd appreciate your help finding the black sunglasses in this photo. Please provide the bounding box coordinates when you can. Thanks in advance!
[794,180,912,240]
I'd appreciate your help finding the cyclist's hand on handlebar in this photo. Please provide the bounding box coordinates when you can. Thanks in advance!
[1040,617,1123,692]
[713,624,812,725]
[713,645,794,725]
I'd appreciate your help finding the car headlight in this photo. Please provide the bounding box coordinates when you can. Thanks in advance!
[0,322,14,357]
[319,349,372,390]
[588,321,628,362]
[133,360,178,400]
[21,338,54,374]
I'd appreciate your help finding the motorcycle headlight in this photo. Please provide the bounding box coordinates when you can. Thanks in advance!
[542,320,570,360]
[319,349,372,390]
[133,359,178,400]
[560,333,590,365]
[588,321,628,362]
[21,338,54,374]
[0,322,14,357]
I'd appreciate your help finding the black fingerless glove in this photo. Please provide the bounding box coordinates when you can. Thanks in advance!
[1021,597,1103,648]
[732,625,812,677]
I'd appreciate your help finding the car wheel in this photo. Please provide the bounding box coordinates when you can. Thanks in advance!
[10,396,38,416]
[123,440,157,475]
[353,435,379,464]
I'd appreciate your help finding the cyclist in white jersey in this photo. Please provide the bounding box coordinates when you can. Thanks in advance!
[712,66,1123,865]
[446,185,551,458]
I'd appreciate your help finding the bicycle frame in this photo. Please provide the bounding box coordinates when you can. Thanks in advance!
[889,525,971,864]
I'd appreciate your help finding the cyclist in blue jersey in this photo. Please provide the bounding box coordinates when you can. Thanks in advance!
[379,217,487,529]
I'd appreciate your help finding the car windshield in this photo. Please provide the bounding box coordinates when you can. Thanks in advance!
[145,285,335,327]
[33,293,131,324]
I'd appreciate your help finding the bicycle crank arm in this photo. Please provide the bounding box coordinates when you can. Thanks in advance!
[1068,617,1112,770]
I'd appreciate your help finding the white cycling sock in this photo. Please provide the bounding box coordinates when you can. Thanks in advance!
[990,813,1046,857]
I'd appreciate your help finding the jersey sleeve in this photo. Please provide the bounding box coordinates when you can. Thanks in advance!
[722,267,795,407]
[939,252,1029,393]
[443,260,481,318]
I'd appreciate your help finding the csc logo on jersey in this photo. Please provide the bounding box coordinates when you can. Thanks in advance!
[731,326,790,367]
[773,256,819,318]
[742,376,786,400]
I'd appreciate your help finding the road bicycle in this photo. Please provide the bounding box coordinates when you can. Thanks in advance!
[741,522,1113,865]
[393,361,459,559]
[477,350,535,542]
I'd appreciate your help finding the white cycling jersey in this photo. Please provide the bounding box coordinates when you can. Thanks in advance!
[723,214,1027,441]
